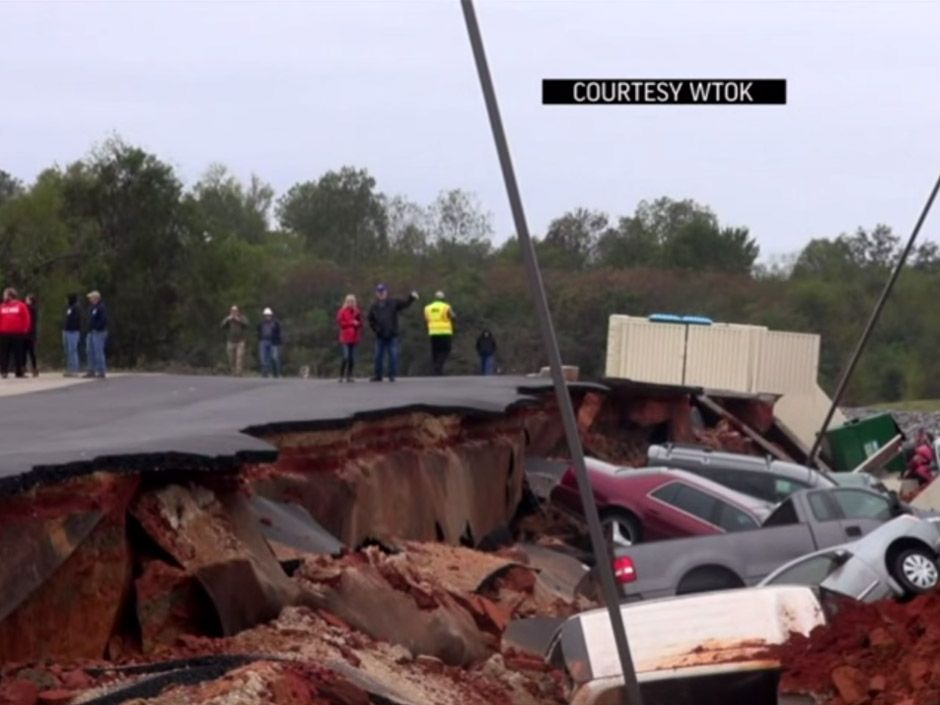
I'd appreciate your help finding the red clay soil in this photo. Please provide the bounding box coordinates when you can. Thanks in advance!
[765,593,940,705]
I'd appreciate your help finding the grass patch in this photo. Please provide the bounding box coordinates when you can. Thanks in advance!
[873,399,940,412]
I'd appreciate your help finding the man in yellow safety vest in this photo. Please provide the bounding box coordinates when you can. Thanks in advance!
[424,291,455,376]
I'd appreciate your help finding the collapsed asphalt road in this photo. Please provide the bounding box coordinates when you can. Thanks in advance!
[0,374,604,494]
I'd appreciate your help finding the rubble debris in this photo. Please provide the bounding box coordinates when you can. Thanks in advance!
[135,559,216,655]
[196,607,567,705]
[0,608,564,704]
[116,660,373,705]
[513,504,590,556]
[293,541,593,667]
[506,543,590,601]
[766,593,940,705]
[295,546,493,666]
[130,484,301,636]
[693,418,753,454]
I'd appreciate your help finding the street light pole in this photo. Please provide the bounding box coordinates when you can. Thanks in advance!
[459,3,643,703]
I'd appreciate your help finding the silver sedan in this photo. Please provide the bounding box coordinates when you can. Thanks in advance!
[759,514,940,601]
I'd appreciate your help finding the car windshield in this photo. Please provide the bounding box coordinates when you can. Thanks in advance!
[765,553,844,587]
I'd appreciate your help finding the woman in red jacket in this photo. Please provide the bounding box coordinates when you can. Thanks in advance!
[0,287,32,379]
[336,294,362,382]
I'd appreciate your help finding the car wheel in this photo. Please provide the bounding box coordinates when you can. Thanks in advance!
[892,548,940,595]
[676,567,744,595]
[600,509,641,548]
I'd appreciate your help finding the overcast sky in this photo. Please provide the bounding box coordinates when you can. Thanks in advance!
[2,1,939,260]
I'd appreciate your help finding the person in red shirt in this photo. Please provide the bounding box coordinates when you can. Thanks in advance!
[0,287,32,379]
[336,293,362,383]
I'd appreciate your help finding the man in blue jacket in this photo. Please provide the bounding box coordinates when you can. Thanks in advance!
[84,290,108,379]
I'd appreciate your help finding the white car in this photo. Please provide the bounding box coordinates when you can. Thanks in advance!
[547,585,826,705]
[759,514,940,601]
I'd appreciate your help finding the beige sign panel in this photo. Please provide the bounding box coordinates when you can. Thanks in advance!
[605,316,685,385]
[756,330,820,395]
[684,324,755,392]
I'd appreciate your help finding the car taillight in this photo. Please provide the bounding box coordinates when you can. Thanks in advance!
[613,556,637,584]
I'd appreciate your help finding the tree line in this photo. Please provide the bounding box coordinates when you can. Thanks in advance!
[1,137,937,405]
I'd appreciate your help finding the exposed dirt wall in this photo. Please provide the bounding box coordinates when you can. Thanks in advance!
[245,409,551,547]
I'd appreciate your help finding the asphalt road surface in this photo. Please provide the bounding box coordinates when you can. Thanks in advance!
[0,374,601,494]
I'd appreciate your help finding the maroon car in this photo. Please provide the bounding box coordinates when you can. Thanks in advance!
[550,460,773,546]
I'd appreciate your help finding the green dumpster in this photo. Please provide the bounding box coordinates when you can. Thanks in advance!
[823,413,905,474]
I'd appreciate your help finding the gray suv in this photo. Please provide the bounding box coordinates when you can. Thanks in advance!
[646,444,837,503]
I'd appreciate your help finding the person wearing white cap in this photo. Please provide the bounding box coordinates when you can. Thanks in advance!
[83,290,108,379]
[256,307,282,378]
[424,290,455,376]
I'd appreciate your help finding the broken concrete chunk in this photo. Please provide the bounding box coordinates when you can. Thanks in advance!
[135,559,216,654]
[296,550,492,666]
[130,484,300,636]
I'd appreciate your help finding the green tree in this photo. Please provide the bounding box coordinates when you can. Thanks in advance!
[428,189,492,248]
[60,137,189,365]
[277,167,388,264]
[386,195,429,257]
[791,237,856,278]
[189,164,273,244]
[0,170,23,206]
[539,208,609,269]
[595,197,758,273]
[0,169,73,287]
[595,215,660,267]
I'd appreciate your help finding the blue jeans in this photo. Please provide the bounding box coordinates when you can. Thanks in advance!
[480,353,495,375]
[87,331,107,375]
[373,336,399,380]
[259,341,281,377]
[63,331,81,374]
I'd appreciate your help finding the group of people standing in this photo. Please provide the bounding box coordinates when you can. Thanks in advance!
[0,288,107,379]
[4,282,497,381]
[221,283,498,380]
[332,283,498,382]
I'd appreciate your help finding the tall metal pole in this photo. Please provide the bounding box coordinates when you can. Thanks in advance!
[459,3,642,703]
[809,173,940,466]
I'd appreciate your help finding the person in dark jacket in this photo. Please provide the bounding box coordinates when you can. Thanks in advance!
[257,307,282,378]
[476,330,497,375]
[23,294,38,377]
[84,290,108,378]
[0,287,32,378]
[62,293,82,377]
[367,283,418,382]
